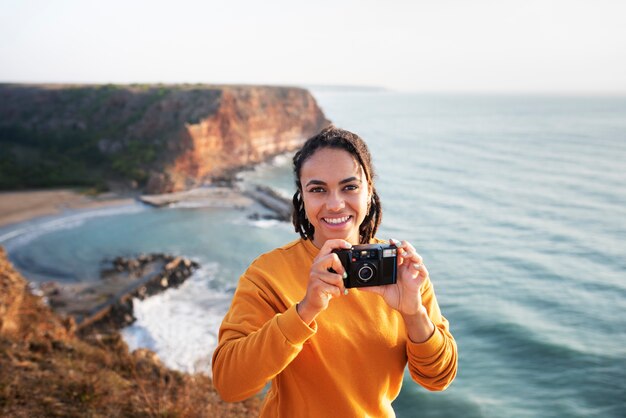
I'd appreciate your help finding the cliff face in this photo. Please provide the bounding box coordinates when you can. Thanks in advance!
[151,86,329,193]
[0,84,329,193]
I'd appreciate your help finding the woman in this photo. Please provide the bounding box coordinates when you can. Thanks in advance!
[212,126,457,417]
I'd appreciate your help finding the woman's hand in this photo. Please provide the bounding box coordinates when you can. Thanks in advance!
[362,239,426,314]
[297,239,351,324]
[361,239,435,342]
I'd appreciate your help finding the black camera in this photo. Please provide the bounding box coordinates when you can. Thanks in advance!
[332,243,397,288]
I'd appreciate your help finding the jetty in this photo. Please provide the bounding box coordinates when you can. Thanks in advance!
[242,185,292,221]
[40,254,199,333]
[139,184,293,221]
[138,187,252,208]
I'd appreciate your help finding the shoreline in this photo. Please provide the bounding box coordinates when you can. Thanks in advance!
[0,183,292,231]
[0,150,296,229]
[0,189,137,229]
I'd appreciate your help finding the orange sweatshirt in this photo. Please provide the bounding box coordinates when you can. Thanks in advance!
[212,238,457,417]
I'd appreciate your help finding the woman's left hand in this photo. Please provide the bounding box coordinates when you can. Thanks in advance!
[360,239,427,316]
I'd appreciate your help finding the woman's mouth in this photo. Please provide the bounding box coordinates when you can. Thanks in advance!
[322,215,352,226]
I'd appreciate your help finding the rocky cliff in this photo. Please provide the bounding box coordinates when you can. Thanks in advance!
[0,84,329,193]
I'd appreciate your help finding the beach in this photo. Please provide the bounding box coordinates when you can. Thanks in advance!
[0,189,136,228]
[0,185,290,229]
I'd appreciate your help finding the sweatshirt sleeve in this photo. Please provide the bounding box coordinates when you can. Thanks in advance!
[211,262,316,402]
[405,276,458,391]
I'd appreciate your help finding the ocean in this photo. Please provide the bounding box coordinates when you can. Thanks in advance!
[1,91,625,417]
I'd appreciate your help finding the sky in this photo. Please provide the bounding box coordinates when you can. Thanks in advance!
[1,0,625,93]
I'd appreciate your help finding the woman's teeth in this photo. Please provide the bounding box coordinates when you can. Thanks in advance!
[324,216,350,224]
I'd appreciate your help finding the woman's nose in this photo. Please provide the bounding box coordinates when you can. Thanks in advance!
[326,191,345,211]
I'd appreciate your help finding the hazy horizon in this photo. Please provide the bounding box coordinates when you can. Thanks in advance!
[3,82,626,97]
[2,0,626,94]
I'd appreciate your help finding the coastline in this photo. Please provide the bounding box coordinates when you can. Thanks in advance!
[0,187,273,414]
[0,156,294,383]
[0,189,137,228]
[0,182,292,231]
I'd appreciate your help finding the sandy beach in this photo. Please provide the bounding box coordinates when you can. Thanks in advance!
[0,189,136,228]
[0,185,289,229]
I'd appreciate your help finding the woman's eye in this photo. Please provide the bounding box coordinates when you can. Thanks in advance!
[344,184,359,191]
[308,187,325,193]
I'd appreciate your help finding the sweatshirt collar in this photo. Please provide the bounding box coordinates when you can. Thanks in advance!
[300,237,320,259]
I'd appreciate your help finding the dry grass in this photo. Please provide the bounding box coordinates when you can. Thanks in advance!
[0,247,261,417]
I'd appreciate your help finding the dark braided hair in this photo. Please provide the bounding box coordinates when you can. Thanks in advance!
[292,126,382,244]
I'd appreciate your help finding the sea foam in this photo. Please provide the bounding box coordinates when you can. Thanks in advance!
[121,264,231,376]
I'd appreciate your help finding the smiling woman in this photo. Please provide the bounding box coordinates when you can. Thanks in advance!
[291,127,383,247]
[299,148,370,246]
[211,126,457,417]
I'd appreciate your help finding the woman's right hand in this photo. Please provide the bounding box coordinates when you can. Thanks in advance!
[297,239,351,324]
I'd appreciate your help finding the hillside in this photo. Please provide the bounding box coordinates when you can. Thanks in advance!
[0,247,260,417]
[0,83,329,193]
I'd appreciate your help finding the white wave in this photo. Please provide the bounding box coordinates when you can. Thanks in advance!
[270,153,293,167]
[121,264,231,376]
[255,152,294,170]
[0,217,85,245]
[236,151,293,181]
[233,217,293,230]
[249,219,284,229]
[0,204,146,248]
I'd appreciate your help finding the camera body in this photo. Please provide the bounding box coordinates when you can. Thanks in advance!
[333,243,397,288]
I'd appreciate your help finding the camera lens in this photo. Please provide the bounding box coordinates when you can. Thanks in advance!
[357,264,375,282]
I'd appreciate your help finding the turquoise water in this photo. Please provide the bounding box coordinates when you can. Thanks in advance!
[2,92,626,417]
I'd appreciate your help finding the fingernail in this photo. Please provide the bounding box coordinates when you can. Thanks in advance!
[413,263,423,270]
[390,238,400,246]
[343,289,349,295]
[343,241,352,248]
[342,272,348,279]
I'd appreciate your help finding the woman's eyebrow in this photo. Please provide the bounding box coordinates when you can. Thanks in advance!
[339,176,361,185]
[305,179,326,187]
[305,176,361,187]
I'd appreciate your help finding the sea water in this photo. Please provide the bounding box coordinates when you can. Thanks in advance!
[2,91,626,418]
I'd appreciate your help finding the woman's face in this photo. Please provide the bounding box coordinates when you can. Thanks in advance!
[300,147,371,247]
